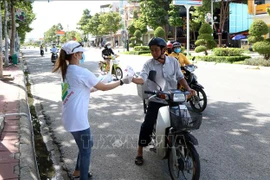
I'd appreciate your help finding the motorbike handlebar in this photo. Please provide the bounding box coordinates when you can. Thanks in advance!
[144,90,156,95]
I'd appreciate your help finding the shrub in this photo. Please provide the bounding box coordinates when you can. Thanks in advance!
[213,48,244,56]
[154,26,165,39]
[134,46,149,51]
[199,55,251,63]
[252,40,270,59]
[195,45,207,53]
[244,57,270,66]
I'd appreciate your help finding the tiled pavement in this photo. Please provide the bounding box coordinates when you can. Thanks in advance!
[0,65,38,180]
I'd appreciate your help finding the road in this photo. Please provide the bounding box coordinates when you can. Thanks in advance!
[22,47,270,180]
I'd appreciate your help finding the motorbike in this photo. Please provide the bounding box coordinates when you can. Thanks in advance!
[137,70,202,180]
[51,52,58,64]
[182,57,207,113]
[40,49,44,56]
[98,54,123,80]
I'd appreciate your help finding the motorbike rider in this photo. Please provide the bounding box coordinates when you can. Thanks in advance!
[165,41,173,56]
[50,44,58,59]
[169,42,191,67]
[131,37,196,166]
[101,42,115,72]
[40,44,44,55]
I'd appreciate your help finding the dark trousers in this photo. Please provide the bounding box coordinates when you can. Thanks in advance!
[138,101,166,147]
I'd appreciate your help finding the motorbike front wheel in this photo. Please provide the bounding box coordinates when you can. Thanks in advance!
[168,143,200,180]
[189,88,207,113]
[114,67,123,80]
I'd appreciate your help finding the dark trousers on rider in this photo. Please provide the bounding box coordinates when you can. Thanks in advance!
[138,101,166,147]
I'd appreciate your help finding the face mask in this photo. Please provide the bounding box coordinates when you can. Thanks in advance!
[79,53,85,64]
[168,49,172,54]
[174,48,181,53]
[107,46,111,49]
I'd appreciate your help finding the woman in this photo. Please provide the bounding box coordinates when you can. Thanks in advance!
[52,41,132,179]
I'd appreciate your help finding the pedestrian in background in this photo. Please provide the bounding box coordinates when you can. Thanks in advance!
[52,40,132,179]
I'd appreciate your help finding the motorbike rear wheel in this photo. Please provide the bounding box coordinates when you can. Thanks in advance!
[168,142,200,180]
[114,67,123,80]
[189,88,207,113]
[99,62,106,73]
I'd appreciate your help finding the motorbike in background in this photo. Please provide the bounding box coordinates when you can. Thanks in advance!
[40,49,44,57]
[51,52,58,64]
[137,70,202,180]
[98,54,123,80]
[182,57,207,113]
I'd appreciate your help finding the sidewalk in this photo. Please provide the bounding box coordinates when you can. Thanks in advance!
[0,64,38,180]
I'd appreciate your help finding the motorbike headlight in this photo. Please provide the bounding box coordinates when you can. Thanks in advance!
[173,92,186,102]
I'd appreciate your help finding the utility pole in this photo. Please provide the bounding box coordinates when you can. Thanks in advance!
[0,0,3,78]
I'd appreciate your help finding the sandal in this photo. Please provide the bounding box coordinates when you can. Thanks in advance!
[135,156,144,166]
[73,172,92,178]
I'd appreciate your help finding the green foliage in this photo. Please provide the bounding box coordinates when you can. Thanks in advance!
[138,0,169,30]
[4,0,36,43]
[252,40,270,59]
[213,48,244,56]
[134,46,149,51]
[86,13,101,36]
[247,36,264,44]
[129,30,143,47]
[98,12,122,35]
[249,19,268,36]
[195,45,207,53]
[195,23,216,54]
[154,26,165,39]
[168,4,183,27]
[44,23,63,44]
[199,55,251,63]
[77,9,92,35]
[244,57,270,66]
[198,23,213,34]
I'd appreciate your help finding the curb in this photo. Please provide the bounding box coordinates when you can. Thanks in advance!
[18,62,39,180]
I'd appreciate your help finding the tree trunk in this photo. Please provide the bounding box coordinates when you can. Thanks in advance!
[0,1,3,78]
[218,34,222,47]
[4,0,9,65]
[10,0,16,56]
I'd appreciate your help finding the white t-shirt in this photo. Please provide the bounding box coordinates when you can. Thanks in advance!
[61,65,99,132]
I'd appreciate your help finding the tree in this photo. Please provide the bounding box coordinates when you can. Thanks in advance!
[129,30,143,47]
[154,26,165,39]
[248,20,270,59]
[98,12,122,46]
[138,0,170,34]
[77,9,92,36]
[14,0,36,44]
[44,23,63,44]
[217,0,230,47]
[195,23,216,55]
[248,19,268,44]
[168,4,183,40]
[86,13,101,37]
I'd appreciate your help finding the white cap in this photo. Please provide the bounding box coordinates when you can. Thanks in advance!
[62,41,85,55]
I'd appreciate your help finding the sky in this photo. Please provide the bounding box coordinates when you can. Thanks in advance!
[25,1,113,41]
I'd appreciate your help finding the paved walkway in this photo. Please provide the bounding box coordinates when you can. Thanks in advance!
[0,64,38,180]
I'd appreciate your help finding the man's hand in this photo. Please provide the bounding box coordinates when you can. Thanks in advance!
[188,88,196,96]
[121,75,133,84]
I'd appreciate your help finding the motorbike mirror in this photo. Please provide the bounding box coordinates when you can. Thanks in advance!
[148,70,162,91]
[192,57,195,61]
[148,70,156,82]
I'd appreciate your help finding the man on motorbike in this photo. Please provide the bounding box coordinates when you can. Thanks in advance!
[165,41,173,56]
[131,37,195,166]
[40,44,44,56]
[169,42,191,67]
[101,42,115,72]
[50,44,58,59]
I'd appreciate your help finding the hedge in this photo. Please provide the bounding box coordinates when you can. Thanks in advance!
[198,55,251,63]
[134,46,149,51]
[213,48,244,56]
